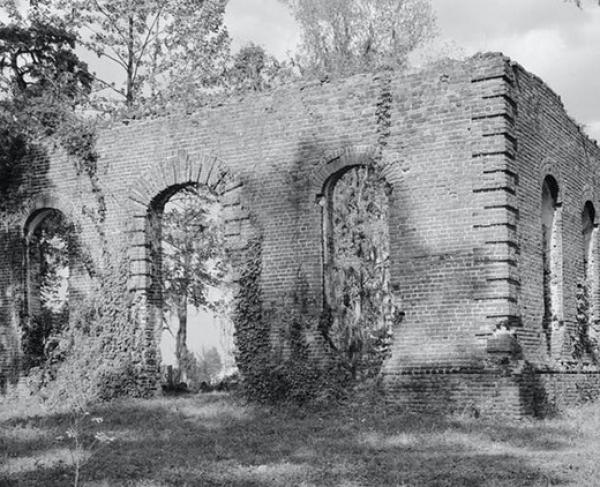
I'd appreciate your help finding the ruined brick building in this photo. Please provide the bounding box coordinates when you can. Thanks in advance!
[2,52,600,416]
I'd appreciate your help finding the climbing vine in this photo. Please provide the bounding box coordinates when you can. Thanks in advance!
[318,164,397,380]
[232,236,270,400]
[233,238,349,404]
[11,107,154,403]
[571,281,599,362]
[29,247,151,408]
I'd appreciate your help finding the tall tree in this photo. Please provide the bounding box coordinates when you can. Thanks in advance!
[0,22,90,371]
[226,42,293,93]
[0,21,92,102]
[275,0,431,377]
[3,0,230,115]
[160,187,228,379]
[196,346,222,383]
[280,0,437,77]
[0,20,92,211]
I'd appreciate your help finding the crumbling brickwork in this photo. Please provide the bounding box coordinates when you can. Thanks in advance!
[2,52,600,416]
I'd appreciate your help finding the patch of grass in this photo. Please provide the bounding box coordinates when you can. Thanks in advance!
[1,392,599,486]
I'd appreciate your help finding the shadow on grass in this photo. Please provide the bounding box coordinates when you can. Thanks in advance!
[0,393,578,486]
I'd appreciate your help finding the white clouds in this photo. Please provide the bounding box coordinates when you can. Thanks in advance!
[224,0,300,59]
[482,28,567,74]
[430,0,600,141]
[224,1,599,141]
[587,121,600,144]
[223,1,599,142]
[431,0,588,46]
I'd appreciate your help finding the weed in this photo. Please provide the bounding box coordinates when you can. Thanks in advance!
[2,393,599,486]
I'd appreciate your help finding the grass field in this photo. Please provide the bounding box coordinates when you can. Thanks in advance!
[1,392,599,486]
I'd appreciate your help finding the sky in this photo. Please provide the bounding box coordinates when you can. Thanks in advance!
[8,0,597,139]
[224,0,600,142]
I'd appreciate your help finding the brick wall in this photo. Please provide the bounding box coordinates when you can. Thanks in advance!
[2,52,600,416]
[510,60,600,367]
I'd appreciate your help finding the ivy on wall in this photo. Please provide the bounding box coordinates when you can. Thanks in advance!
[232,236,271,401]
[28,248,152,408]
[570,281,599,363]
[232,238,349,404]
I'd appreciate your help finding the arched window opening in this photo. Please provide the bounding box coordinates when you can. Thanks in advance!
[149,185,235,391]
[577,201,596,348]
[322,164,392,379]
[541,176,561,353]
[582,202,595,283]
[23,209,71,370]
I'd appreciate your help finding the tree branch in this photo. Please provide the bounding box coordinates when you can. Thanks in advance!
[132,7,164,84]
[88,71,126,98]
[91,0,130,43]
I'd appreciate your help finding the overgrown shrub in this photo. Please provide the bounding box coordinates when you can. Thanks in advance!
[232,236,270,400]
[233,238,351,405]
[30,248,153,410]
[319,164,397,380]
[571,280,599,363]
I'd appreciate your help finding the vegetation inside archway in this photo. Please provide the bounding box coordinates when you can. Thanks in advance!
[159,186,235,391]
[322,165,393,380]
[541,176,560,354]
[23,210,70,371]
[574,201,598,360]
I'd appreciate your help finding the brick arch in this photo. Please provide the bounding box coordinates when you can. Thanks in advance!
[312,145,396,311]
[577,185,599,224]
[310,145,397,200]
[21,195,78,313]
[128,149,242,211]
[21,193,76,239]
[21,201,77,348]
[580,184,595,204]
[125,149,252,385]
[126,148,250,291]
[539,159,564,204]
[581,198,600,334]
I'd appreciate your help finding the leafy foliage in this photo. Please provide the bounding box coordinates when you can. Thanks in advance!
[0,20,92,129]
[571,281,599,362]
[159,186,228,380]
[232,236,270,400]
[30,247,151,409]
[9,0,231,116]
[180,346,223,391]
[151,0,230,112]
[226,42,295,93]
[233,239,349,404]
[161,188,226,314]
[280,0,437,77]
[232,168,398,401]
[265,289,350,406]
[0,21,91,98]
[321,165,396,379]
[21,210,71,371]
[0,128,33,214]
[0,18,108,403]
[0,21,94,213]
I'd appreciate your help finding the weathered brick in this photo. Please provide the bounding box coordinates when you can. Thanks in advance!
[2,52,600,415]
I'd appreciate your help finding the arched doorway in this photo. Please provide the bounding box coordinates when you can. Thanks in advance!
[541,175,561,354]
[148,184,235,390]
[321,164,392,379]
[23,208,71,370]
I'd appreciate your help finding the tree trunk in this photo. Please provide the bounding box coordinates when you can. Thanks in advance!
[126,15,135,108]
[176,297,188,383]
